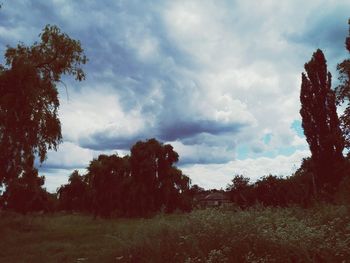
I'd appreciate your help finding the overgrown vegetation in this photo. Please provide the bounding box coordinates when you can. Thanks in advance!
[1,205,349,262]
[224,158,350,209]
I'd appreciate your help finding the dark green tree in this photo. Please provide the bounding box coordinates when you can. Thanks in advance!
[254,175,287,207]
[130,138,189,215]
[226,174,252,208]
[336,19,350,148]
[158,166,191,212]
[0,25,87,203]
[300,49,344,192]
[86,154,130,217]
[290,158,318,206]
[57,170,89,212]
[56,139,190,217]
[2,158,49,213]
[130,139,168,215]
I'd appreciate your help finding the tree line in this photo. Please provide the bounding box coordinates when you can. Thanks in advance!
[58,138,192,217]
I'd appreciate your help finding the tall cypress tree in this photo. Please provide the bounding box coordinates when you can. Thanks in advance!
[300,49,344,191]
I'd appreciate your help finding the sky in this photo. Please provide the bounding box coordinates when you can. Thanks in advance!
[1,0,350,192]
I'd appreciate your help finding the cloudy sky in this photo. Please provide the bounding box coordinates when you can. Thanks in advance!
[1,0,349,192]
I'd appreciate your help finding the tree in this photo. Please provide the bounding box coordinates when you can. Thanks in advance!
[55,139,190,217]
[226,174,252,208]
[130,139,173,215]
[1,154,57,213]
[336,19,350,148]
[86,154,130,217]
[159,166,191,212]
[57,170,89,212]
[254,175,289,207]
[0,25,87,190]
[300,49,344,192]
[227,174,250,192]
[129,138,189,215]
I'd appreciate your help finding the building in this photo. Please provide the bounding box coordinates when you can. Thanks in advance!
[196,192,231,208]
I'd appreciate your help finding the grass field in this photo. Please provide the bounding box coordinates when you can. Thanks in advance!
[1,205,350,262]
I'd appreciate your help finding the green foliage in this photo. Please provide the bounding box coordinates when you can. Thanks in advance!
[129,138,191,215]
[1,205,349,262]
[86,154,130,217]
[336,19,350,148]
[1,156,56,213]
[0,25,87,212]
[57,170,89,212]
[300,49,344,192]
[57,138,192,217]
[3,170,48,214]
[334,160,350,204]
[225,168,318,209]
[226,175,254,208]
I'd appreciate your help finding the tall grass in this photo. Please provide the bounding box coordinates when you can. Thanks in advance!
[0,205,349,262]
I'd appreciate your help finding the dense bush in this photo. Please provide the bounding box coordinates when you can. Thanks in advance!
[226,157,350,209]
[1,167,56,214]
[116,205,350,262]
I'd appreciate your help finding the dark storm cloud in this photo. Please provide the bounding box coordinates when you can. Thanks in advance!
[178,154,233,165]
[77,117,246,153]
[78,133,148,151]
[181,133,237,148]
[158,119,246,142]
[287,6,350,63]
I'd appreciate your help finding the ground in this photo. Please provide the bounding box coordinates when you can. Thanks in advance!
[0,205,350,262]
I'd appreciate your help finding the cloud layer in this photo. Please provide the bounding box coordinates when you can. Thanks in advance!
[1,0,349,191]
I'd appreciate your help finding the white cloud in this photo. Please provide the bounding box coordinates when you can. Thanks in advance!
[43,141,93,169]
[42,168,87,192]
[181,150,310,189]
[58,86,148,143]
[171,140,235,164]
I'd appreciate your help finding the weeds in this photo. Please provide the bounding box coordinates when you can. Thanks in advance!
[0,205,349,262]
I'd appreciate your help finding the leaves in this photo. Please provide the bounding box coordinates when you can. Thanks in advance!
[0,25,87,212]
[337,20,350,149]
[300,49,344,190]
[58,139,191,217]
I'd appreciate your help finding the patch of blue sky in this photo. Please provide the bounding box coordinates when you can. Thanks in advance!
[237,143,304,161]
[263,133,272,144]
[236,144,249,160]
[291,120,304,138]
